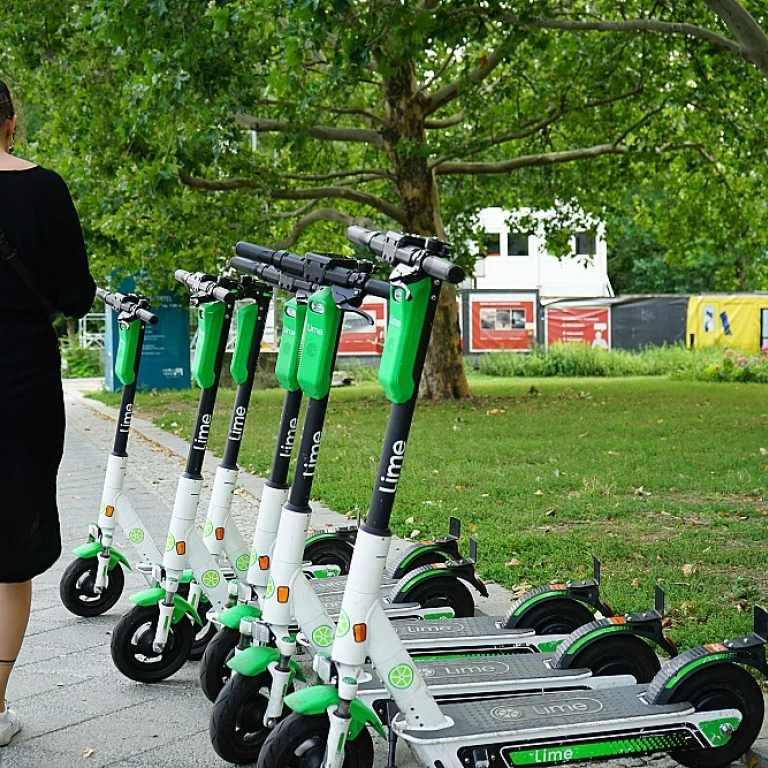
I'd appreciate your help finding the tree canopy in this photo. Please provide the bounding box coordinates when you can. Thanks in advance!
[2,1,767,396]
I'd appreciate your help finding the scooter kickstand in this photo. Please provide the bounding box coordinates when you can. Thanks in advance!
[385,700,398,768]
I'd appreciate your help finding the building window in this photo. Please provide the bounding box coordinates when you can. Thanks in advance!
[483,232,501,256]
[508,233,530,256]
[575,232,597,255]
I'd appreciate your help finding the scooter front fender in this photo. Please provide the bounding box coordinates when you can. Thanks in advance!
[128,587,203,626]
[284,685,385,740]
[226,645,305,682]
[217,603,261,630]
[73,542,132,571]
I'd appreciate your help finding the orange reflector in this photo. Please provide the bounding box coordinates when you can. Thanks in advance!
[175,541,186,556]
[277,586,290,603]
[105,505,115,518]
[705,642,728,653]
[353,623,367,643]
[550,583,566,590]
[258,555,270,570]
[609,617,627,625]
[215,527,225,541]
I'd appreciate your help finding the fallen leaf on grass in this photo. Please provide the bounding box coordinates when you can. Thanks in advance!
[409,530,421,539]
[506,558,523,567]
[633,486,651,496]
[534,489,543,496]
[682,564,696,578]
[760,448,768,456]
[512,582,534,597]
[606,450,619,456]
[486,409,506,416]
[631,577,640,587]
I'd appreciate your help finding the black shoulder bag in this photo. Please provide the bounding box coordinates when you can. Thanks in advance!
[0,228,59,320]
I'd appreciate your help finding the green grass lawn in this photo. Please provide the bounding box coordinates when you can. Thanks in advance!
[93,374,768,649]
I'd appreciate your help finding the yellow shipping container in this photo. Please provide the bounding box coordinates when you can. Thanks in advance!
[687,295,768,351]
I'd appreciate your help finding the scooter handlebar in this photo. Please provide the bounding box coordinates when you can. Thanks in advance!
[346,226,465,284]
[96,287,159,324]
[174,269,235,304]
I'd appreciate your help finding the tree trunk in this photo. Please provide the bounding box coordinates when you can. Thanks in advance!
[66,316,78,345]
[380,60,470,399]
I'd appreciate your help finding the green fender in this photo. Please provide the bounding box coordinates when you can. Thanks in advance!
[217,603,261,630]
[72,542,132,571]
[129,587,203,626]
[284,685,386,740]
[226,645,306,683]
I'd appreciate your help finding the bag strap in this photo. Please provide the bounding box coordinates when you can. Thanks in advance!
[0,228,59,319]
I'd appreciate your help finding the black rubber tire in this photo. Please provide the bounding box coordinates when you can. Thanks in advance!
[110,604,194,683]
[257,712,374,768]
[210,670,285,764]
[568,634,660,683]
[665,664,764,768]
[199,626,239,702]
[399,576,475,618]
[302,539,354,576]
[188,596,217,661]
[59,557,125,617]
[517,597,596,635]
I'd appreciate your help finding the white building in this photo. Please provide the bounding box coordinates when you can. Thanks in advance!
[470,207,613,299]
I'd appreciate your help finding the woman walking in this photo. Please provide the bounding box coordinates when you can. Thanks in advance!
[0,78,95,746]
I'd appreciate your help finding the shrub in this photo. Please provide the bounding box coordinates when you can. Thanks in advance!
[61,343,104,379]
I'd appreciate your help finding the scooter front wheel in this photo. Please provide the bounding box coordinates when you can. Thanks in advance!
[199,626,239,702]
[257,712,374,768]
[59,557,125,617]
[210,670,287,764]
[111,604,194,683]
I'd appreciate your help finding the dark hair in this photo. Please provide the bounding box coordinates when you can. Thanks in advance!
[0,79,14,122]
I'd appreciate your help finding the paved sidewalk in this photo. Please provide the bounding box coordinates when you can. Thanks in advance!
[1,380,766,767]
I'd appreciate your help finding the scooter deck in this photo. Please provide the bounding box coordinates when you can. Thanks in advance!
[399,684,689,743]
[319,594,422,618]
[360,653,628,699]
[392,616,553,652]
[311,573,396,595]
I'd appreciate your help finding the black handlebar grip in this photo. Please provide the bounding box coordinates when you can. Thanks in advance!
[421,254,465,284]
[346,226,378,250]
[364,278,391,300]
[174,268,192,285]
[211,284,236,304]
[235,241,279,265]
[230,255,260,275]
[137,307,159,325]
[95,286,109,302]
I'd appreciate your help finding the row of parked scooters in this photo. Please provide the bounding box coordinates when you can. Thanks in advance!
[58,226,767,768]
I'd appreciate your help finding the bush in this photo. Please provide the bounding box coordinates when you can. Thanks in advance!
[61,343,103,379]
[476,343,768,382]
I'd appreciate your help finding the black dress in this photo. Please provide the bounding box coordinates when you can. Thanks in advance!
[0,166,95,583]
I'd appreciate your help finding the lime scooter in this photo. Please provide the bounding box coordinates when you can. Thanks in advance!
[258,228,768,768]
[110,270,272,682]
[60,287,163,617]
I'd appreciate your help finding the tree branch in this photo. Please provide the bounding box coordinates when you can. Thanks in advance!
[426,35,515,115]
[270,185,407,226]
[234,115,385,147]
[490,13,744,59]
[270,208,379,250]
[425,113,466,129]
[435,143,628,175]
[179,170,256,190]
[251,99,383,125]
[279,168,389,183]
[703,0,768,79]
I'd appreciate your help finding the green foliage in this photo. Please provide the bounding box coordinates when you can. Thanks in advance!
[60,343,103,379]
[477,343,700,378]
[672,348,768,384]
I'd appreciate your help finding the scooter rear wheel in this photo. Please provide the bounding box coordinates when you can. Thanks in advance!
[663,663,764,768]
[59,557,125,617]
[398,576,475,618]
[568,633,660,683]
[515,597,596,635]
[200,626,239,702]
[257,712,374,768]
[110,604,194,683]
[302,539,354,576]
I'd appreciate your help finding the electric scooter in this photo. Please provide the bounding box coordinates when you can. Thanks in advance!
[110,270,272,682]
[257,227,768,768]
[60,287,162,617]
[207,246,675,766]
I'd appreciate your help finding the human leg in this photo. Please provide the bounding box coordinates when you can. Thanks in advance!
[0,579,31,744]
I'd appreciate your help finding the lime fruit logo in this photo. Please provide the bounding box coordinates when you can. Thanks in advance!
[388,664,414,690]
[266,577,275,599]
[128,528,145,544]
[201,570,220,589]
[336,610,351,637]
[249,548,257,566]
[312,625,334,648]
[236,554,250,572]
[203,520,213,537]
[165,533,175,552]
